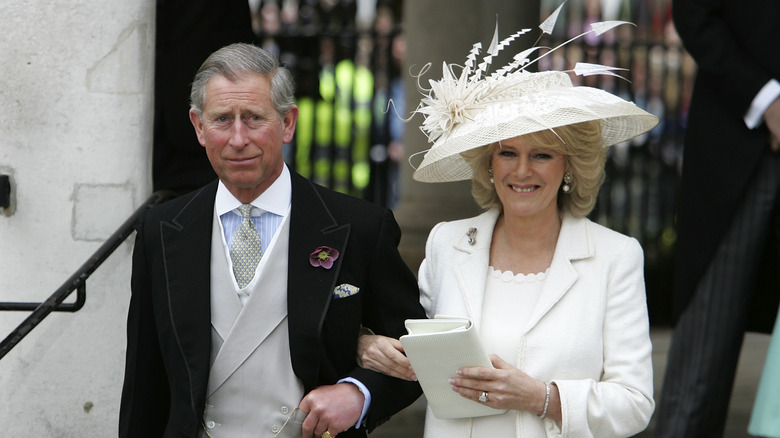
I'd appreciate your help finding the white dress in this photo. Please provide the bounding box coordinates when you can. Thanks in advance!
[471,267,547,438]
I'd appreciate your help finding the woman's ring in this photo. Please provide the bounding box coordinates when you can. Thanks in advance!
[322,431,334,438]
[479,391,488,402]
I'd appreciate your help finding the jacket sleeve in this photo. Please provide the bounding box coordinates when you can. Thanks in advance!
[550,237,654,437]
[119,214,171,437]
[350,208,426,431]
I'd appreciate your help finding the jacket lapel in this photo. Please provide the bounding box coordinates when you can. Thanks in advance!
[450,209,499,328]
[159,181,218,403]
[286,172,349,390]
[525,215,591,331]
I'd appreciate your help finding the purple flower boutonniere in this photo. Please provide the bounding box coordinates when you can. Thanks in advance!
[309,246,340,269]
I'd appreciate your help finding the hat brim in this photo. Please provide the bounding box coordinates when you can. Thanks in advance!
[412,85,659,183]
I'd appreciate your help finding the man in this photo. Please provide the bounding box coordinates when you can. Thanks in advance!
[119,43,425,438]
[655,0,780,436]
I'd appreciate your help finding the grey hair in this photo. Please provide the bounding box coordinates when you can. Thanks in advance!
[189,43,295,118]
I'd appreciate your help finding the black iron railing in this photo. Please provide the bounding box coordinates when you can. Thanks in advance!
[0,190,176,360]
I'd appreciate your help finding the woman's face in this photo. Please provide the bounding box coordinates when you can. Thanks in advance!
[490,135,567,221]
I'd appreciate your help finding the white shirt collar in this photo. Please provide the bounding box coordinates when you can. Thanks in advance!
[215,165,292,217]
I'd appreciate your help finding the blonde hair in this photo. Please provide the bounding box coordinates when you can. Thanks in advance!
[462,121,606,218]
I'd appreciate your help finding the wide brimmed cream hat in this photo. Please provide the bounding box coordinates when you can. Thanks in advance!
[409,7,660,183]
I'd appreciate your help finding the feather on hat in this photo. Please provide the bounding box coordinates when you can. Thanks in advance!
[409,3,660,183]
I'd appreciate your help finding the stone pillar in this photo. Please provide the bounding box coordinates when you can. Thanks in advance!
[0,1,155,435]
[398,0,540,270]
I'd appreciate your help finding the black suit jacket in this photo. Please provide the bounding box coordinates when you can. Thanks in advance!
[672,0,780,330]
[119,170,425,437]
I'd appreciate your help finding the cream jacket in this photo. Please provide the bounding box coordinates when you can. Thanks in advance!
[418,209,654,438]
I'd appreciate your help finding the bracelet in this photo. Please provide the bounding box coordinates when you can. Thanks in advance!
[539,381,551,419]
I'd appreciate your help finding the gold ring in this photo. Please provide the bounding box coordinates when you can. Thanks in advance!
[322,431,334,438]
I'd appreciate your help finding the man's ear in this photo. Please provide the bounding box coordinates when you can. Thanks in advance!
[189,109,206,147]
[281,105,299,144]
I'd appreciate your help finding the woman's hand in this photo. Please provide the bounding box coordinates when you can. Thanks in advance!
[449,354,561,421]
[356,334,416,381]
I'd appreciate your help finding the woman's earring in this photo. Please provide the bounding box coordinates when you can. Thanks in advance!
[489,167,494,184]
[562,172,573,193]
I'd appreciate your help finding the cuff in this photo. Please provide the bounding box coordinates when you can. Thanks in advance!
[745,79,780,129]
[337,377,371,429]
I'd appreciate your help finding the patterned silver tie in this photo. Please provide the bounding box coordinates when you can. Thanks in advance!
[230,204,263,288]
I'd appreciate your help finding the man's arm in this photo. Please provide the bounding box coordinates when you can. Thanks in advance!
[350,209,425,429]
[119,217,170,437]
[295,204,424,435]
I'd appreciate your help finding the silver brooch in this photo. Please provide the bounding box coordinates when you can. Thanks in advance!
[467,227,477,245]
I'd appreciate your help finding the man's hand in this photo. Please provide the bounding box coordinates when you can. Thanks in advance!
[298,383,364,438]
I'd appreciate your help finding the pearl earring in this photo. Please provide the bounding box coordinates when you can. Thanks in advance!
[562,172,573,193]
[489,166,494,184]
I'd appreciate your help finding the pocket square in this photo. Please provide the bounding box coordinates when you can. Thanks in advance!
[333,283,360,299]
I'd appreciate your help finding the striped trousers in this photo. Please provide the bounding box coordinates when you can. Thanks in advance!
[655,151,780,437]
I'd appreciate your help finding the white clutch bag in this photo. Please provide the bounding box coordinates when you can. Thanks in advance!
[400,316,507,419]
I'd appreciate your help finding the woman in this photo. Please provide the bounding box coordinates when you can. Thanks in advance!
[357,16,659,438]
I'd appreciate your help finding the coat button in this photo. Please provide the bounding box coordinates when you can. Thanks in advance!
[206,420,216,429]
[281,406,289,415]
[271,425,280,433]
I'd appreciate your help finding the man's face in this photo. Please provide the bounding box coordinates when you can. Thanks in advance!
[190,73,298,203]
